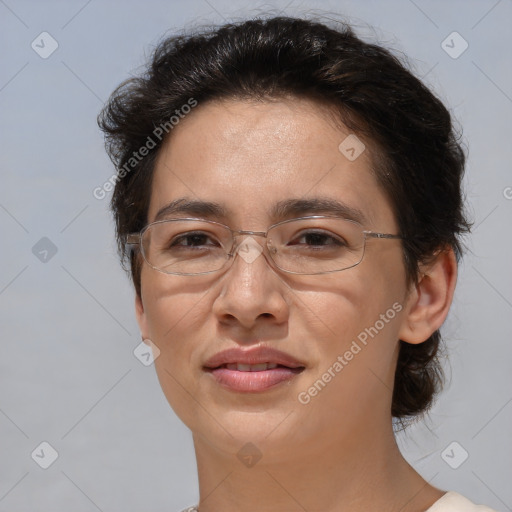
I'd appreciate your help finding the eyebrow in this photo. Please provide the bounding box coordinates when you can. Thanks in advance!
[270,197,366,224]
[153,197,367,225]
[154,198,229,222]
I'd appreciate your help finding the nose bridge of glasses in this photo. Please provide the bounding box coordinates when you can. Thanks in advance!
[228,230,274,261]
[232,229,267,237]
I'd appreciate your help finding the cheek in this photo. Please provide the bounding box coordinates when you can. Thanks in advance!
[144,284,210,368]
[141,268,213,338]
[302,269,383,338]
[303,266,404,378]
[140,272,215,424]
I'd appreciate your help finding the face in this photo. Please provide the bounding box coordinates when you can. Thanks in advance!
[136,97,410,463]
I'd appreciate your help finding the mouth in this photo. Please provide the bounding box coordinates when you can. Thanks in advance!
[202,345,306,392]
[208,362,304,372]
[203,362,306,392]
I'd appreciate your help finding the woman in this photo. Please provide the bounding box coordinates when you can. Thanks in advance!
[98,16,496,512]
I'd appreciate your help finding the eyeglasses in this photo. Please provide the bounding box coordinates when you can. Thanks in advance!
[126,216,403,276]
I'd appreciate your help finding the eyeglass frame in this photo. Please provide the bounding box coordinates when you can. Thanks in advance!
[125,215,404,276]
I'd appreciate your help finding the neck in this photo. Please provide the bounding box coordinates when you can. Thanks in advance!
[191,419,444,512]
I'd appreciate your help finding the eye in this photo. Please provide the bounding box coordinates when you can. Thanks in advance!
[290,230,348,248]
[170,231,220,248]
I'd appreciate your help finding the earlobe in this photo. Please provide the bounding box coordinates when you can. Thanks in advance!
[398,247,458,345]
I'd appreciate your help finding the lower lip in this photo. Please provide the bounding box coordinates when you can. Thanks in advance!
[206,366,303,392]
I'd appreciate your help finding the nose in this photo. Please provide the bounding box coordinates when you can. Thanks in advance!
[211,235,289,331]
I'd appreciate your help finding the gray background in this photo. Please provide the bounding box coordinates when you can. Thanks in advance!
[0,0,511,511]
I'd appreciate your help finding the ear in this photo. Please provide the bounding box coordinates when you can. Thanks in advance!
[398,247,458,344]
[135,292,151,345]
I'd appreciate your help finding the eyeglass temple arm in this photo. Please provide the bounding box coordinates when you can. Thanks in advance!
[125,234,141,245]
[364,232,403,239]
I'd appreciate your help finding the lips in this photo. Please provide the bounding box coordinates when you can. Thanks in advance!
[203,346,306,393]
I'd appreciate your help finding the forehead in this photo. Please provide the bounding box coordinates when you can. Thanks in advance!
[149,98,396,230]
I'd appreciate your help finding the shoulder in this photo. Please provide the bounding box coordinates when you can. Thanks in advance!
[426,491,498,512]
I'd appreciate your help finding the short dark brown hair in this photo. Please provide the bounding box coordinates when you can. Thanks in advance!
[98,16,471,423]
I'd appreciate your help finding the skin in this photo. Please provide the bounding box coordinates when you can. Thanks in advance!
[135,97,458,512]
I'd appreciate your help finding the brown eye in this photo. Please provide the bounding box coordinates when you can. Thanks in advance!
[170,232,218,248]
[290,231,347,248]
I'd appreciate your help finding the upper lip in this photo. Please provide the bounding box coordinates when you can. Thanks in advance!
[203,345,306,369]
